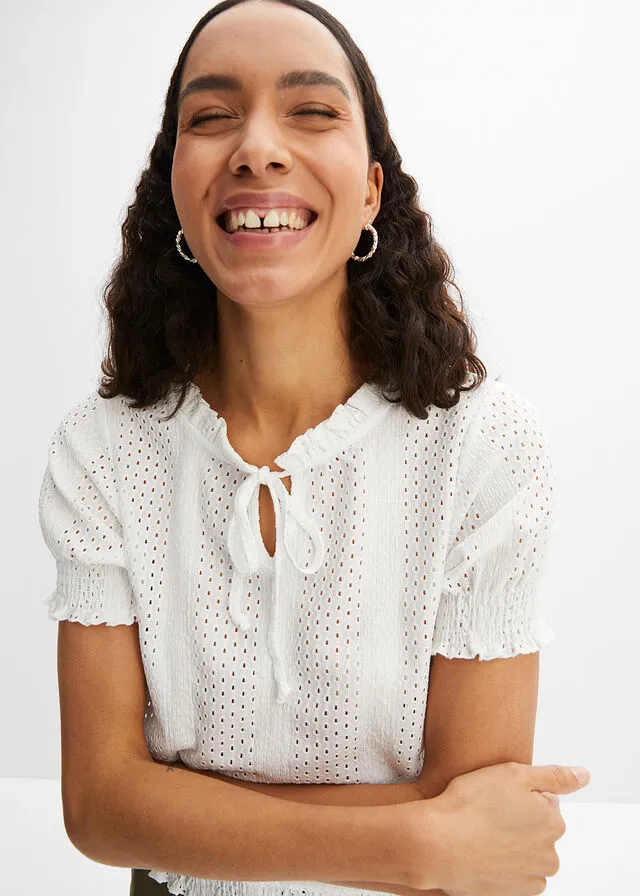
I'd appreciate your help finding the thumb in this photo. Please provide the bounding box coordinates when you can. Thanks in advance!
[529,764,591,795]
[540,791,560,807]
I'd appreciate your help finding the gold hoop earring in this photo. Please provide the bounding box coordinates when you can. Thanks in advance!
[350,221,378,262]
[176,228,198,264]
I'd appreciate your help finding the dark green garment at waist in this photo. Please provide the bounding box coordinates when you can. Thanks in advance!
[130,869,172,895]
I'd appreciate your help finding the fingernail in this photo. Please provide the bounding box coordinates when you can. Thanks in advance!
[571,766,590,785]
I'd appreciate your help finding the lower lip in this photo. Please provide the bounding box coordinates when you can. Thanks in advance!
[216,215,317,249]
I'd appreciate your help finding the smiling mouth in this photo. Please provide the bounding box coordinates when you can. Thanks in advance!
[216,211,318,233]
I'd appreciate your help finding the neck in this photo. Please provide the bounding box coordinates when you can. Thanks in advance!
[194,357,366,443]
[194,281,367,439]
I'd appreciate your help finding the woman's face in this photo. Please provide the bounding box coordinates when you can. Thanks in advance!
[172,0,383,308]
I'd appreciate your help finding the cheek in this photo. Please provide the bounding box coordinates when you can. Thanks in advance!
[170,148,191,218]
[317,149,367,211]
[171,142,209,211]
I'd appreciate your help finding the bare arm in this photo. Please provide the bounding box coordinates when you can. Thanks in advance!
[167,759,425,806]
[165,759,450,896]
[72,756,438,890]
[53,614,447,893]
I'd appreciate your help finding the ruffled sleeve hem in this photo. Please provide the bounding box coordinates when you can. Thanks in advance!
[42,559,137,626]
[430,585,556,660]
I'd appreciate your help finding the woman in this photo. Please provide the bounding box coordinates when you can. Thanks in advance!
[38,1,589,895]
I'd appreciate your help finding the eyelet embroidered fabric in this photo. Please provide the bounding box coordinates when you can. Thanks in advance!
[38,374,557,896]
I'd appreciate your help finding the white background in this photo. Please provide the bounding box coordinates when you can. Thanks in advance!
[3,0,639,809]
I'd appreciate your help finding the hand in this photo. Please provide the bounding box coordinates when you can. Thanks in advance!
[403,761,590,895]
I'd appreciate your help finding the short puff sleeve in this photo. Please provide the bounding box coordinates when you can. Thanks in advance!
[38,392,136,626]
[431,380,557,660]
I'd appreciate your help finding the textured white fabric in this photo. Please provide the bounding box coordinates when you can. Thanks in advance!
[38,373,557,896]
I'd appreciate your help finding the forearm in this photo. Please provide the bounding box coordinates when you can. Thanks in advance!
[166,761,449,895]
[169,758,451,808]
[173,763,424,808]
[73,757,412,888]
[270,778,449,896]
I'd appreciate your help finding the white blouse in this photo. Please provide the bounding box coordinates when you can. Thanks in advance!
[38,372,557,896]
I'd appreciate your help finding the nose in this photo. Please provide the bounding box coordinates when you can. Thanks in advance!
[227,109,293,176]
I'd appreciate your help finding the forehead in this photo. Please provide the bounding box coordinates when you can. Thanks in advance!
[180,1,354,95]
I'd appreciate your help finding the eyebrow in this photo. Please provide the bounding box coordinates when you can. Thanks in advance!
[177,69,351,108]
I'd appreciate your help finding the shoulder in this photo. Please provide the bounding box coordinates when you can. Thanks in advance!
[453,376,555,499]
[47,388,188,490]
[51,384,166,434]
[425,375,551,450]
[46,389,132,462]
[47,389,103,447]
[466,376,553,460]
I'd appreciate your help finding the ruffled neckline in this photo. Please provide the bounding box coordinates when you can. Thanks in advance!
[173,379,394,472]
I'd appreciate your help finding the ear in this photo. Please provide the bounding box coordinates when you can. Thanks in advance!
[364,161,383,224]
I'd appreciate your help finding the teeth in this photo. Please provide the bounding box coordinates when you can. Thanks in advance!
[223,207,314,233]
[244,209,262,228]
[262,209,282,228]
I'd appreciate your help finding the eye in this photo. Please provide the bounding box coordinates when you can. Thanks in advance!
[188,107,338,127]
[189,113,230,126]
[294,107,339,118]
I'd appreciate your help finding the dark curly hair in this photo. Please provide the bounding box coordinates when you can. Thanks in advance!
[98,0,487,421]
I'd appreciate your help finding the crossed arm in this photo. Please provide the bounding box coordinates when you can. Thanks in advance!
[162,650,540,896]
[162,758,447,896]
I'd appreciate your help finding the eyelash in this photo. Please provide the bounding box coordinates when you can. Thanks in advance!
[189,108,339,126]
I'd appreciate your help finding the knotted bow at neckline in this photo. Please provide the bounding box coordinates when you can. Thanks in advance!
[226,464,326,704]
[179,377,393,705]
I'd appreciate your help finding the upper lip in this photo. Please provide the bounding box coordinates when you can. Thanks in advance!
[215,191,318,218]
